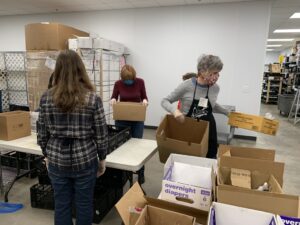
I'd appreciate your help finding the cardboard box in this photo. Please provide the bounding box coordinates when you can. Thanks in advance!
[115,182,209,225]
[208,202,277,225]
[156,115,209,163]
[135,205,196,225]
[25,23,89,50]
[162,164,213,211]
[217,185,300,218]
[218,155,284,186]
[269,64,281,73]
[113,102,147,122]
[161,154,216,211]
[0,111,31,140]
[228,112,279,136]
[218,167,283,193]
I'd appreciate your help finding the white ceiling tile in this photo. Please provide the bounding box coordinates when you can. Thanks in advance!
[156,0,186,6]
[129,0,159,8]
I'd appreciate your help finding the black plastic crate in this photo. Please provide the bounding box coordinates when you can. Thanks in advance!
[92,187,123,224]
[0,152,44,178]
[95,168,128,189]
[30,183,54,210]
[107,125,131,154]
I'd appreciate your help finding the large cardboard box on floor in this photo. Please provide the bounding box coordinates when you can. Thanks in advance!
[0,111,31,140]
[25,23,89,50]
[135,205,196,225]
[113,102,147,122]
[161,154,216,211]
[156,115,209,163]
[228,112,279,135]
[218,153,285,186]
[218,145,276,161]
[208,202,278,225]
[115,182,209,225]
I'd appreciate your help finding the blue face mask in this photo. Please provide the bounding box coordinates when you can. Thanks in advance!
[123,79,134,86]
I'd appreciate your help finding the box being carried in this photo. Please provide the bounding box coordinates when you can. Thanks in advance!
[25,23,89,50]
[208,202,277,225]
[228,112,279,136]
[0,111,31,140]
[161,154,216,211]
[156,115,209,163]
[113,102,147,122]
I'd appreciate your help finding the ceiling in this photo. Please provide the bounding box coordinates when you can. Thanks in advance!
[0,0,300,52]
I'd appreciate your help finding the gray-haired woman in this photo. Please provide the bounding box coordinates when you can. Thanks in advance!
[161,54,229,158]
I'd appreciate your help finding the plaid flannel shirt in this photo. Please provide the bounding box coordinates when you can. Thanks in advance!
[37,90,108,171]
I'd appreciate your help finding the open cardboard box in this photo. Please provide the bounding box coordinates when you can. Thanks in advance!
[113,102,147,122]
[218,154,284,186]
[208,202,277,225]
[156,115,209,163]
[161,154,216,211]
[228,112,279,136]
[115,182,209,225]
[135,205,196,225]
[218,145,276,161]
[218,167,283,193]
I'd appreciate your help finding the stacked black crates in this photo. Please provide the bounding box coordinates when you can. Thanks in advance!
[30,125,131,224]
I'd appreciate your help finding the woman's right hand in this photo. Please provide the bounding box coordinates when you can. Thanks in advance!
[97,160,106,177]
[110,98,116,105]
[174,109,185,123]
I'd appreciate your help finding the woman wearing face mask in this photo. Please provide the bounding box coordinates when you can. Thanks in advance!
[161,54,229,158]
[110,64,148,183]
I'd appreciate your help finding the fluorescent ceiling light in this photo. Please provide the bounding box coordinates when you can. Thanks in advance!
[267,45,282,47]
[267,39,294,42]
[274,29,300,33]
[266,49,274,51]
[290,13,300,19]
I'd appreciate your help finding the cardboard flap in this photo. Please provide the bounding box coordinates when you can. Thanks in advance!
[146,196,208,225]
[218,145,275,161]
[230,168,251,189]
[115,182,147,225]
[156,115,167,138]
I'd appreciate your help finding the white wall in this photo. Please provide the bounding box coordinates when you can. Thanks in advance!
[265,52,279,64]
[0,1,271,136]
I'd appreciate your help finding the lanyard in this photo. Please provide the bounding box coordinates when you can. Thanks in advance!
[192,80,210,100]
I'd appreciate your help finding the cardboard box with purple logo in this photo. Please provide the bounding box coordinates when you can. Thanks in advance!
[208,202,278,225]
[161,154,217,211]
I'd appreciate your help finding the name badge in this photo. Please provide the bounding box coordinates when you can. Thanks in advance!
[198,97,208,108]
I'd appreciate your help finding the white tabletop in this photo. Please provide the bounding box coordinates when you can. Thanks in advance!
[0,134,157,172]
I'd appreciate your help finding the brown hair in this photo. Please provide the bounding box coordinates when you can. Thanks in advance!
[182,72,197,81]
[51,50,95,112]
[120,64,136,80]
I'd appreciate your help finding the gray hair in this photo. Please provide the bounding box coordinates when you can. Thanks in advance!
[197,54,223,73]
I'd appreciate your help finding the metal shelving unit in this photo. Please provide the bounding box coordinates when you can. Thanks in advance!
[0,52,28,112]
[261,72,283,104]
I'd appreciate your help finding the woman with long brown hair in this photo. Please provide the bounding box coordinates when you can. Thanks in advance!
[37,50,108,225]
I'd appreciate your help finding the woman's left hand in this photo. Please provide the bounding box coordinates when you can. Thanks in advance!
[142,99,148,106]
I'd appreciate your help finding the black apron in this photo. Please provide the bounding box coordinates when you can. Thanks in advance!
[186,83,218,158]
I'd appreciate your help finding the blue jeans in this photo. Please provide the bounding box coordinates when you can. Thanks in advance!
[48,162,98,225]
[115,120,144,138]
